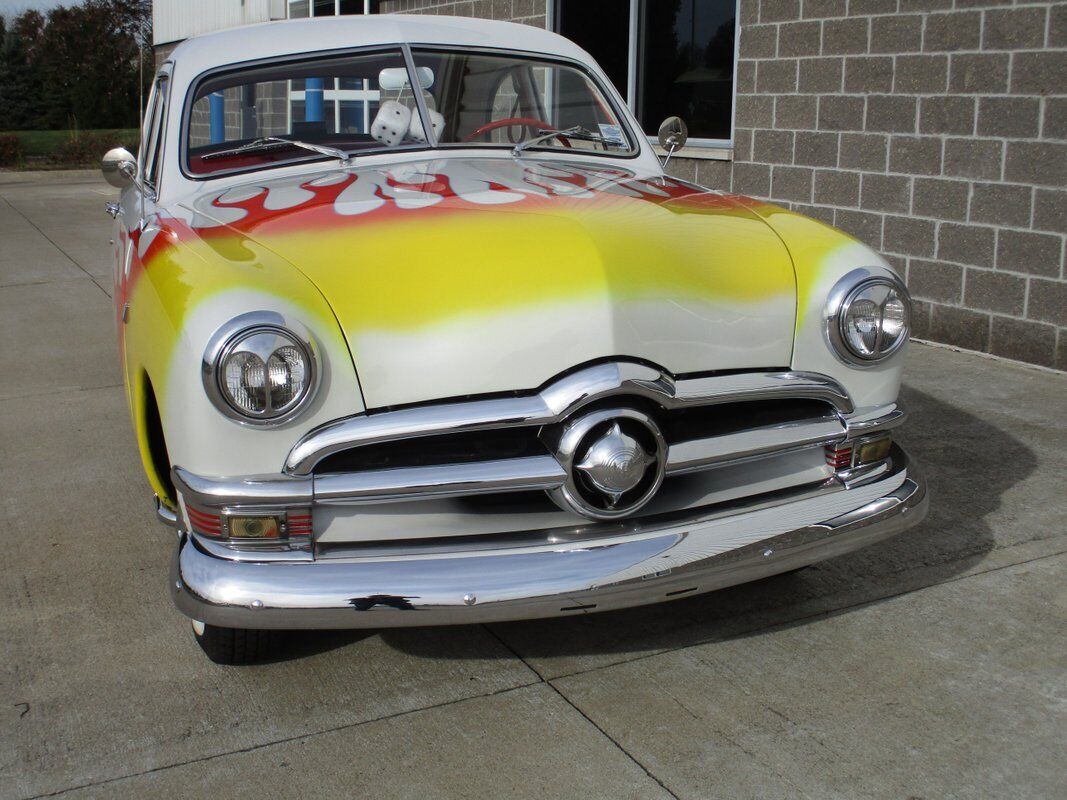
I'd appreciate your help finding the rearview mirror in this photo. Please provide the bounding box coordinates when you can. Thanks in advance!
[379,66,435,91]
[101,147,138,190]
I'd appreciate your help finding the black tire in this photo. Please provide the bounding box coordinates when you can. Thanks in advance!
[193,622,281,665]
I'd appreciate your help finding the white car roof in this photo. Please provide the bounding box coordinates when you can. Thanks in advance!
[167,15,592,78]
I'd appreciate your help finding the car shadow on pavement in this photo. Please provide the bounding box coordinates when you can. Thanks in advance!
[266,385,1034,665]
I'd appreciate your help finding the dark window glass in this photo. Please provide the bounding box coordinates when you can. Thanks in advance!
[339,0,363,12]
[556,0,629,98]
[313,0,335,16]
[554,0,736,141]
[637,0,735,140]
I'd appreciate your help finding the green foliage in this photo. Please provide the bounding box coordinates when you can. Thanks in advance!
[0,1,152,133]
[0,134,24,166]
[57,129,139,165]
[0,128,138,165]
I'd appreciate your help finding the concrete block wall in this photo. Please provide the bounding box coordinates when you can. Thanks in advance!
[719,0,1067,371]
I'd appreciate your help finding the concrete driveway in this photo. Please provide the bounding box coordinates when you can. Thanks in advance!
[2,171,1065,800]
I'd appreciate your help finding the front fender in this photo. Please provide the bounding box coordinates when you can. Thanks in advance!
[121,211,364,486]
[749,205,906,412]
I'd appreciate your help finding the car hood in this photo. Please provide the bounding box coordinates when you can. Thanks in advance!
[181,157,797,409]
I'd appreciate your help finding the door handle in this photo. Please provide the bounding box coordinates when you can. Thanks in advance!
[105,202,122,219]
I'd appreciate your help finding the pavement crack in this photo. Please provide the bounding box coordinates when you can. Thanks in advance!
[0,194,111,299]
[545,680,682,800]
[481,625,680,799]
[21,682,539,800]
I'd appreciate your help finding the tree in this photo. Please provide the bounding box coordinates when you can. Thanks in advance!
[0,11,47,130]
[0,1,152,131]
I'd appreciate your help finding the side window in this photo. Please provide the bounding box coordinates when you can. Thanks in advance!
[143,77,169,192]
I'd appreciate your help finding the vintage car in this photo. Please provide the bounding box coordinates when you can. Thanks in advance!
[102,16,927,663]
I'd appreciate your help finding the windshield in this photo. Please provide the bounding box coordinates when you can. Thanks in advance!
[185,48,635,177]
[409,49,635,156]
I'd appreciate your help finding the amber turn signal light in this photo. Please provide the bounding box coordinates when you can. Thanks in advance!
[854,435,892,466]
[227,515,282,539]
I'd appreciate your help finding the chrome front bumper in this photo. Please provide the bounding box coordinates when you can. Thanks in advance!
[171,447,927,630]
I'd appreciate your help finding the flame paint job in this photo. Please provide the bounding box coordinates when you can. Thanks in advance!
[176,158,800,409]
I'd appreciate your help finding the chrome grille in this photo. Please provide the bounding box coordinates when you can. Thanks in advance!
[174,362,900,517]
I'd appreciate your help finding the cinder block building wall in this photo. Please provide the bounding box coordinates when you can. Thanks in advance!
[727,1,1067,370]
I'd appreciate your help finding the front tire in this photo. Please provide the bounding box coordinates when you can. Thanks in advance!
[192,621,280,665]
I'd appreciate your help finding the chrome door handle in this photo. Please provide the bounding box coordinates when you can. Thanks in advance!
[105,202,122,219]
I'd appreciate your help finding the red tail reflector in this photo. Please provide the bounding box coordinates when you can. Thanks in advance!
[287,511,313,538]
[186,505,223,537]
[825,444,853,470]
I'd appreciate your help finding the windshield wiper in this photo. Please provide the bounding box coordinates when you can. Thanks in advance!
[203,136,352,166]
[511,125,625,157]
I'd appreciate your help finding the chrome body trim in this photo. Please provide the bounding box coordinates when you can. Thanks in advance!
[664,415,845,475]
[284,363,854,476]
[170,447,927,629]
[846,407,907,436]
[313,456,566,505]
[156,495,180,528]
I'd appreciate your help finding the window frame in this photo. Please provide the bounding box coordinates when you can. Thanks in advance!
[178,46,434,182]
[547,0,740,152]
[142,74,171,195]
[287,0,377,17]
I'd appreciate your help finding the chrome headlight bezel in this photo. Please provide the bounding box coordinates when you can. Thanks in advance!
[825,268,911,367]
[202,312,319,426]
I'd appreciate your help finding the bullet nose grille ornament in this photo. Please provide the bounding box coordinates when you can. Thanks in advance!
[547,408,667,520]
[576,422,656,505]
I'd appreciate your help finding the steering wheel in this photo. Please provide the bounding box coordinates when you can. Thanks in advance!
[461,117,572,146]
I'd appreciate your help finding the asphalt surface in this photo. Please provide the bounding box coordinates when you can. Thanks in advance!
[2,170,1065,799]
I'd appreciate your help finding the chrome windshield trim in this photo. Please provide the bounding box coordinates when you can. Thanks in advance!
[285,364,854,476]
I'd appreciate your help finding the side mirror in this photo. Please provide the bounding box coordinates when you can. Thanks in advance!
[102,147,138,189]
[657,117,688,167]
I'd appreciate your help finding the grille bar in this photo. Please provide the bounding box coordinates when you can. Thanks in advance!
[313,456,567,505]
[285,363,853,476]
[665,416,846,476]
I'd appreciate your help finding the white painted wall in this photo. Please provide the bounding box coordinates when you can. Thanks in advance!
[153,0,287,46]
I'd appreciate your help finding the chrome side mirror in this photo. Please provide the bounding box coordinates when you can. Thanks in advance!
[657,117,688,168]
[102,147,138,190]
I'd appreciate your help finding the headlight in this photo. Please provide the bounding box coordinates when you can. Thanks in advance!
[203,314,317,424]
[826,270,911,366]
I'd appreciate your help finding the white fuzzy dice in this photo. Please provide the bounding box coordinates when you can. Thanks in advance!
[371,101,412,147]
[407,108,446,144]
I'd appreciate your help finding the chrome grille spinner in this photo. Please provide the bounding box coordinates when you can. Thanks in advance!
[544,407,667,520]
